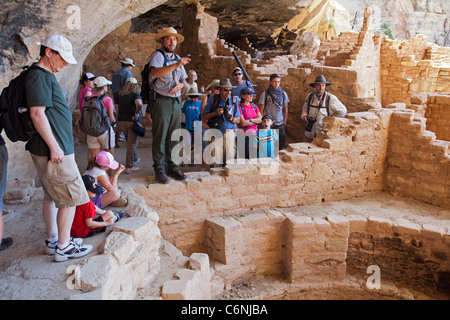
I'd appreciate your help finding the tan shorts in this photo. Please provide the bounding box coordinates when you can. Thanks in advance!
[86,129,115,150]
[31,153,89,208]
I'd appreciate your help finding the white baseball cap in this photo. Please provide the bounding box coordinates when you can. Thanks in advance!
[93,76,112,88]
[38,35,77,64]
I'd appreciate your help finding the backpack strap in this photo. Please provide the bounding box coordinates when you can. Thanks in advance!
[306,92,313,116]
[325,93,331,117]
[306,92,330,117]
[152,49,181,88]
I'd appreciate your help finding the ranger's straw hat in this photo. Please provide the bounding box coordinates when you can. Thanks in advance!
[155,27,184,44]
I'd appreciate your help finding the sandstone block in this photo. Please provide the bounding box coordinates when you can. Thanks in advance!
[162,279,188,300]
[394,218,421,236]
[189,253,210,272]
[4,179,35,204]
[101,231,139,266]
[225,163,259,176]
[386,102,406,109]
[205,217,242,264]
[421,224,445,239]
[410,93,429,104]
[79,254,119,293]
[321,136,352,150]
[367,216,394,236]
[112,217,152,242]
[309,162,333,181]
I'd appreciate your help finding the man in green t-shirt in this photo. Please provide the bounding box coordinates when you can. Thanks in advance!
[25,35,92,262]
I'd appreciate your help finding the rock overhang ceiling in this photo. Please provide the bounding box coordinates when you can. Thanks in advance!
[129,0,450,50]
[130,0,315,50]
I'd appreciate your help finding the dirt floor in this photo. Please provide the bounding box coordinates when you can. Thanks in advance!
[0,132,449,300]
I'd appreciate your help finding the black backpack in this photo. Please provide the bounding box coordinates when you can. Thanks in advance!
[79,94,111,137]
[140,63,151,104]
[0,65,42,142]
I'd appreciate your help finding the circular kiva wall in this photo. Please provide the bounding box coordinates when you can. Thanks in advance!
[204,211,450,297]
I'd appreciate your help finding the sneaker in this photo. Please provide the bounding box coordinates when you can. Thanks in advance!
[54,240,93,262]
[112,209,127,221]
[125,166,140,174]
[134,158,141,165]
[118,133,125,142]
[45,237,83,255]
[0,237,13,251]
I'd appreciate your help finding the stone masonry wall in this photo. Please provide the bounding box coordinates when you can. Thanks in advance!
[347,216,450,295]
[134,108,391,255]
[380,35,450,106]
[384,107,450,208]
[205,210,450,294]
[423,94,450,142]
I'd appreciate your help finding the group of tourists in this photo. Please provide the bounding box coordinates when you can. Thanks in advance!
[0,26,347,262]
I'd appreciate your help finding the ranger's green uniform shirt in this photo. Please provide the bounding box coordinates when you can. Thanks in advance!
[24,66,74,157]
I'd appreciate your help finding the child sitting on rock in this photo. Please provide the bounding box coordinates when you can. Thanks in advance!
[84,151,126,208]
[70,175,126,238]
[253,114,279,159]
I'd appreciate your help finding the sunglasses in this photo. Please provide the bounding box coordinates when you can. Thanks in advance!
[233,73,242,76]
[222,89,232,92]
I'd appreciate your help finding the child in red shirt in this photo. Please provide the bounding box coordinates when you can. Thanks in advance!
[71,175,125,238]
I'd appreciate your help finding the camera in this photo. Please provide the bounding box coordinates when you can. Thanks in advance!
[305,116,316,132]
[223,105,233,121]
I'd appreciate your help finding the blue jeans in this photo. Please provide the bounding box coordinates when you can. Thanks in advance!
[0,145,8,211]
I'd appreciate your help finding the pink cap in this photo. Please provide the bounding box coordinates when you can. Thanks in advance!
[95,151,119,170]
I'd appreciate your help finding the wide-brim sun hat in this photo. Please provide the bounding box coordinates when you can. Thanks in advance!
[38,34,77,64]
[217,78,236,88]
[120,58,135,67]
[309,75,332,87]
[205,79,220,91]
[187,88,203,97]
[155,27,185,44]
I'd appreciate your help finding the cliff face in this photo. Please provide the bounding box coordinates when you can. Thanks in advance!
[0,0,163,100]
[340,0,450,46]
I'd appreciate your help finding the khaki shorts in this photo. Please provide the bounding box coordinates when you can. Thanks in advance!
[31,153,89,208]
[86,129,115,150]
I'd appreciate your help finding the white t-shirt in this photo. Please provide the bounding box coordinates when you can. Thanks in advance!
[84,167,107,179]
